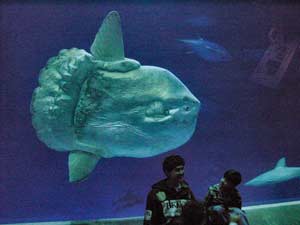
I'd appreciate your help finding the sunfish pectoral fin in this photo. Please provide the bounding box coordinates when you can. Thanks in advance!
[275,157,286,168]
[68,150,101,182]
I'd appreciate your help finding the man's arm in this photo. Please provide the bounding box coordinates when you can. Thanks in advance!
[190,189,196,201]
[204,187,226,209]
[143,191,157,225]
[204,189,213,208]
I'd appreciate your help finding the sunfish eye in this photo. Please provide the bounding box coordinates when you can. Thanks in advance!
[182,97,192,112]
[183,105,190,112]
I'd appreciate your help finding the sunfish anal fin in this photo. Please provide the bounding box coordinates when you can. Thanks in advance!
[275,157,286,168]
[91,11,124,61]
[68,151,101,182]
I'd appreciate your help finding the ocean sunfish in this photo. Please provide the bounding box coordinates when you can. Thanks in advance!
[31,11,201,182]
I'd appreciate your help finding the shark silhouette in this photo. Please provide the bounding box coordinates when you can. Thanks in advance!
[179,38,233,62]
[179,38,265,63]
[245,157,300,186]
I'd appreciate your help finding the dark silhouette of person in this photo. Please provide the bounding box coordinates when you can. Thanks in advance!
[143,155,196,225]
[204,170,250,225]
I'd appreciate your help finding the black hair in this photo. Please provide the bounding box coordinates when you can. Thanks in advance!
[224,169,242,186]
[163,155,185,174]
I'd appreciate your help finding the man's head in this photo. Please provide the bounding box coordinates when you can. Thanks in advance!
[163,155,185,182]
[220,169,242,190]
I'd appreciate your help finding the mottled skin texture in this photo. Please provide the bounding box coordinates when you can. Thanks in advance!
[74,65,200,158]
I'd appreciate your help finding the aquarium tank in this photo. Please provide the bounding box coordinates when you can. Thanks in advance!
[1,1,300,225]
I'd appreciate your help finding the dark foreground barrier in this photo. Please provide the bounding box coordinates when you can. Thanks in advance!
[3,200,300,225]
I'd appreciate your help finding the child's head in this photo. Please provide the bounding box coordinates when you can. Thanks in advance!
[221,169,242,189]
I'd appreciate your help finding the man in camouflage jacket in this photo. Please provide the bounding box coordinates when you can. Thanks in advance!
[204,170,249,225]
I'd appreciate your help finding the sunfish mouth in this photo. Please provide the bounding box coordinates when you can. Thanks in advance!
[144,108,182,123]
[144,115,172,123]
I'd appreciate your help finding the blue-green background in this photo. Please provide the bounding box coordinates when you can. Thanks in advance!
[1,1,300,224]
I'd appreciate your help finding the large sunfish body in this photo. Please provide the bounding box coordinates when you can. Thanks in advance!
[31,11,200,182]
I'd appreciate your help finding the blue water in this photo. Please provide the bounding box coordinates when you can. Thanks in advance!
[1,1,300,224]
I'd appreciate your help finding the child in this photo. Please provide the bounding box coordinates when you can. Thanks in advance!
[204,169,250,225]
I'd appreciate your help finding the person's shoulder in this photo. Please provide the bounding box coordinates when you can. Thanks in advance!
[182,181,195,196]
[182,180,191,188]
[206,184,220,196]
[148,179,168,196]
[208,183,220,191]
[148,180,168,202]
[233,187,241,196]
[151,179,168,190]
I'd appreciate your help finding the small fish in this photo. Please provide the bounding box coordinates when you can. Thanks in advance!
[113,190,144,211]
[179,38,233,62]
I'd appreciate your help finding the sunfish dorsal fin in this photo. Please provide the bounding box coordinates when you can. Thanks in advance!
[275,157,286,168]
[91,11,125,61]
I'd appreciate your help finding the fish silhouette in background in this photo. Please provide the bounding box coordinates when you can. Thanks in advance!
[179,38,233,62]
[179,38,266,63]
[113,190,144,211]
[31,11,200,183]
[245,157,300,186]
